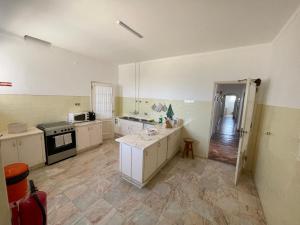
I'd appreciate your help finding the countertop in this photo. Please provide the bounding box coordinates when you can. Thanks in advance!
[0,127,43,141]
[72,120,102,127]
[115,125,182,150]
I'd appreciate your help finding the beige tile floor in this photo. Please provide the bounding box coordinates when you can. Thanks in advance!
[29,140,266,225]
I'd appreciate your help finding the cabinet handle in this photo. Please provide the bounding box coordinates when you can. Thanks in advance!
[18,140,22,146]
[12,141,16,148]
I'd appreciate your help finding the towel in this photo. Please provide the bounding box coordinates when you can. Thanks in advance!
[63,133,73,145]
[54,135,64,148]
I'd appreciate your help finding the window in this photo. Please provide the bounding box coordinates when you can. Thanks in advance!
[91,82,113,119]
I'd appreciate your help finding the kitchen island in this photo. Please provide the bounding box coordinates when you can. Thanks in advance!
[116,125,182,188]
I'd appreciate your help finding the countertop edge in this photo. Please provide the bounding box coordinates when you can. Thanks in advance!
[73,120,102,127]
[0,127,43,141]
[115,126,183,150]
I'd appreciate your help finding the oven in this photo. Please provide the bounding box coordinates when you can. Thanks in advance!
[37,122,77,165]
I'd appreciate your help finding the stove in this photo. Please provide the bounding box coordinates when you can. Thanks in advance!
[37,121,74,136]
[37,121,77,165]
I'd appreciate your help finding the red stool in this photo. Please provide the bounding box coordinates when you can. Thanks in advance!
[183,138,194,159]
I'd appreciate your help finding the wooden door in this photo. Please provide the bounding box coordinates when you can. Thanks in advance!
[235,79,257,185]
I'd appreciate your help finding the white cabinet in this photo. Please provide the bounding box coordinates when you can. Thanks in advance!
[75,121,103,152]
[1,139,19,166]
[76,126,90,150]
[167,129,181,160]
[131,147,143,181]
[17,134,45,167]
[143,144,158,182]
[0,130,45,168]
[157,138,168,168]
[120,144,132,177]
[118,130,181,188]
[117,119,143,136]
[89,123,102,146]
[102,119,114,139]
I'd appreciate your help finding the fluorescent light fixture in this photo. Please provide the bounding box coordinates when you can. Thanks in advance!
[184,99,195,104]
[24,35,51,46]
[116,20,143,38]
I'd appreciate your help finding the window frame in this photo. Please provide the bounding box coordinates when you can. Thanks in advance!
[91,81,114,119]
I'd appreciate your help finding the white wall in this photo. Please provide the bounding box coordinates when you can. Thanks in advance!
[118,44,271,103]
[0,153,10,225]
[266,7,300,109]
[0,33,118,96]
[253,6,300,225]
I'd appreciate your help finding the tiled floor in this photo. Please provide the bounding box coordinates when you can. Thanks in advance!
[208,116,239,165]
[30,140,266,225]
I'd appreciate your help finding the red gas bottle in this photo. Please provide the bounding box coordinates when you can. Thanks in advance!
[19,180,47,225]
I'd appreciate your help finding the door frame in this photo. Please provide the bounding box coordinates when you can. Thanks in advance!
[90,81,115,118]
[209,80,247,139]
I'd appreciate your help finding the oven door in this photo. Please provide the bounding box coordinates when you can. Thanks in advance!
[45,131,76,156]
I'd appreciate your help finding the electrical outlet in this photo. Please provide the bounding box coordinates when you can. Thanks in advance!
[75,103,80,106]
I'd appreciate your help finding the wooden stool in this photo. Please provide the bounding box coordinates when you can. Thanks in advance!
[183,138,194,159]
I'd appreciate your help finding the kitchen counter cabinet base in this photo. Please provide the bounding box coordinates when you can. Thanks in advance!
[118,128,182,188]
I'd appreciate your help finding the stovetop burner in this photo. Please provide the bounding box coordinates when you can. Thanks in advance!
[37,121,75,136]
[37,121,72,129]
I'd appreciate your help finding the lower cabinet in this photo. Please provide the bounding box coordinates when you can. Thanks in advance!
[0,133,45,167]
[143,143,158,182]
[167,129,181,159]
[117,119,143,136]
[76,122,103,152]
[119,130,181,187]
[157,138,168,168]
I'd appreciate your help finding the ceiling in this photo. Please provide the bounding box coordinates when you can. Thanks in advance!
[0,0,299,64]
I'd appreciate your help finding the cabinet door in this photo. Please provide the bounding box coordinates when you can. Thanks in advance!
[143,144,157,182]
[18,134,45,167]
[130,122,143,134]
[76,126,90,151]
[120,144,131,177]
[0,139,19,166]
[119,120,129,135]
[89,123,102,146]
[131,147,143,182]
[157,138,168,167]
[174,130,181,155]
[167,134,175,159]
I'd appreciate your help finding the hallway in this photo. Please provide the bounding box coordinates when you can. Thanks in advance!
[208,116,239,165]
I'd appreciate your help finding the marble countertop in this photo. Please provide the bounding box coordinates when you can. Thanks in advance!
[0,127,43,141]
[73,120,102,127]
[115,125,182,150]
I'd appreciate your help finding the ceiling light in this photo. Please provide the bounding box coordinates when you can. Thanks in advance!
[24,35,51,46]
[116,20,143,38]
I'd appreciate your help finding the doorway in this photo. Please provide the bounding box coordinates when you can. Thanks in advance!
[208,83,246,165]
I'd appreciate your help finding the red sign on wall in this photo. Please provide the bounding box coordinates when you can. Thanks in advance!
[0,82,12,87]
